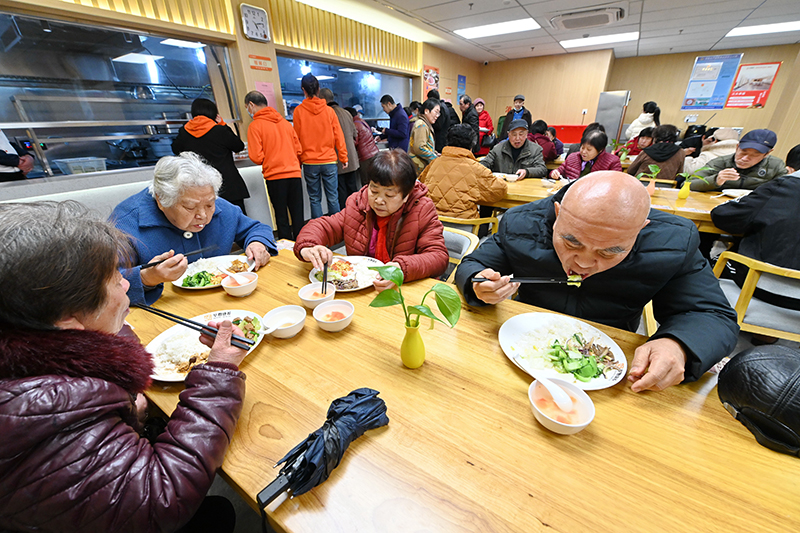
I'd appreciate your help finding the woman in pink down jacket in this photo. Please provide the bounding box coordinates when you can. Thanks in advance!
[0,201,249,533]
[550,129,622,182]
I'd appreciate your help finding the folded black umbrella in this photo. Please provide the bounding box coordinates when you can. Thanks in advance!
[257,388,390,509]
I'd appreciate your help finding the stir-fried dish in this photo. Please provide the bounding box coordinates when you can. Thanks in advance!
[232,316,261,341]
[546,333,623,382]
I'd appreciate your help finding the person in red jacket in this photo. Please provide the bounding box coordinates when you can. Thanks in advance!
[527,119,558,162]
[474,98,494,157]
[294,149,448,289]
[345,106,380,185]
[0,201,248,533]
[246,90,305,240]
[293,73,348,218]
[550,129,623,181]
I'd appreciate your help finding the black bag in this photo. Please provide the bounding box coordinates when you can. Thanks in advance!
[481,133,497,148]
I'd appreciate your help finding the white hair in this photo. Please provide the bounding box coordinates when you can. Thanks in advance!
[149,152,222,207]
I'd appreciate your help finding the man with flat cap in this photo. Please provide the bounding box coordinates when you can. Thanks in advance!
[690,128,786,191]
[456,171,739,392]
[499,94,533,140]
[480,118,547,181]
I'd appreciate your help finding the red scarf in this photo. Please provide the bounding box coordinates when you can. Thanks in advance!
[374,216,391,263]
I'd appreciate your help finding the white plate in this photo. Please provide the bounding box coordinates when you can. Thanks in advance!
[308,256,383,292]
[146,309,264,381]
[721,188,752,198]
[173,255,254,290]
[498,312,628,390]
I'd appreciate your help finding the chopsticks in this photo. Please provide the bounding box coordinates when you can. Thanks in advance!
[321,262,329,294]
[132,303,254,350]
[472,277,572,284]
[139,245,219,270]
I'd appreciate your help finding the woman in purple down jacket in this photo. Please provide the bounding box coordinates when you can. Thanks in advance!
[0,201,248,533]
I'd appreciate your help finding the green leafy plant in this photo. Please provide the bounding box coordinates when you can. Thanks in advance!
[617,146,630,161]
[635,164,662,182]
[676,165,712,186]
[368,265,461,329]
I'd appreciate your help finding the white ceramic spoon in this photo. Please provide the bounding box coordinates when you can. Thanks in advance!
[531,372,574,412]
[225,270,252,285]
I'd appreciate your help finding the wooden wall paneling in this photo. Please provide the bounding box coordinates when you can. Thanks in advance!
[767,46,800,158]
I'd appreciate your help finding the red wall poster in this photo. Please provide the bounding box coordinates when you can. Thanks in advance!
[725,62,782,109]
[423,65,439,95]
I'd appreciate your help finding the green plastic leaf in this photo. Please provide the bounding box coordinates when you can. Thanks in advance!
[408,305,445,327]
[647,164,661,177]
[369,288,403,308]
[431,283,461,327]
[369,265,404,287]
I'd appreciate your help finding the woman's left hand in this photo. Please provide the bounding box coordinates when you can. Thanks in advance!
[373,261,401,292]
[246,241,270,270]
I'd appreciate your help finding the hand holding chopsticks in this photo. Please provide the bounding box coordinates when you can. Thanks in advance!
[472,277,570,284]
[133,303,254,350]
[140,245,218,270]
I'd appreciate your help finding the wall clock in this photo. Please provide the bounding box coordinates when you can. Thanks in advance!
[240,3,270,43]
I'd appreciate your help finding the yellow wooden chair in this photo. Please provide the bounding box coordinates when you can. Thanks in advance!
[713,251,800,342]
[438,215,500,236]
[442,227,479,283]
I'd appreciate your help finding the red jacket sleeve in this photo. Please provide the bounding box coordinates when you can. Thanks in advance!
[293,210,348,260]
[392,198,449,281]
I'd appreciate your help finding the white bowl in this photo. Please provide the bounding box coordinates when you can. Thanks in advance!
[262,305,306,338]
[221,272,258,297]
[312,300,355,332]
[298,282,336,309]
[528,379,595,435]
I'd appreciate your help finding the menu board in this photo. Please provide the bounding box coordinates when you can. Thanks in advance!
[681,54,742,110]
[725,62,782,109]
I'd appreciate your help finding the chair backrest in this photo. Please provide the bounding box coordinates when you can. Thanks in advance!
[442,227,479,283]
[438,215,499,236]
[239,165,275,228]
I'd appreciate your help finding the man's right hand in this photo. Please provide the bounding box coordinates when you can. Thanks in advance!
[300,245,334,272]
[140,250,188,287]
[472,268,520,305]
[716,168,740,186]
[203,320,248,368]
[18,155,34,174]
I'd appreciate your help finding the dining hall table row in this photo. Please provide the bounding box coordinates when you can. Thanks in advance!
[486,178,733,234]
[127,250,797,533]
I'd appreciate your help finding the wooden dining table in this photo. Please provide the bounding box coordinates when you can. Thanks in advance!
[128,250,797,533]
[485,178,733,234]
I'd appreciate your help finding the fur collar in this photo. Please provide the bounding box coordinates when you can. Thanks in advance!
[0,326,154,394]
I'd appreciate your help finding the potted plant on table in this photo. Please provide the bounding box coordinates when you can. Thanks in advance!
[368,265,461,369]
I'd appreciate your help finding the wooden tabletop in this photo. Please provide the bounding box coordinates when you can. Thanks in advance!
[128,251,797,533]
[486,179,731,234]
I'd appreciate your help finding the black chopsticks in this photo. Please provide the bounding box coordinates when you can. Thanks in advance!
[139,245,219,270]
[472,277,572,284]
[321,261,329,294]
[133,303,254,350]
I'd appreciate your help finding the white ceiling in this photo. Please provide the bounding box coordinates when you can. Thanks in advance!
[295,0,800,62]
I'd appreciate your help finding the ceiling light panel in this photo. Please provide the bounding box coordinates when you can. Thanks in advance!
[726,20,800,37]
[454,19,540,39]
[560,31,639,48]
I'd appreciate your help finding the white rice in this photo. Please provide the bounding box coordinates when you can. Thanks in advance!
[353,260,379,284]
[184,257,222,277]
[152,330,210,373]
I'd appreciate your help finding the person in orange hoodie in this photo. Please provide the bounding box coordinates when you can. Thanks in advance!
[245,91,305,240]
[293,73,348,218]
[172,98,249,214]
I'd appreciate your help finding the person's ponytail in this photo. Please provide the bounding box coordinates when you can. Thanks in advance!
[643,101,660,126]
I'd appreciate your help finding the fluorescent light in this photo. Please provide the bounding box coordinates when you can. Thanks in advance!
[112,52,163,64]
[726,21,800,37]
[339,68,361,73]
[560,32,639,49]
[160,39,206,48]
[454,19,540,39]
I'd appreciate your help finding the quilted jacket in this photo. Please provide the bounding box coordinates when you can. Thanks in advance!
[0,327,245,532]
[555,150,623,181]
[418,146,507,218]
[294,181,448,281]
[353,116,379,162]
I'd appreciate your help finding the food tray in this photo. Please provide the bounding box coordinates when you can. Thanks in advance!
[54,157,107,174]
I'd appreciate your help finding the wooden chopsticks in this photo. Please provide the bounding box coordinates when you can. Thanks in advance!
[139,245,219,270]
[472,277,572,284]
[132,303,254,350]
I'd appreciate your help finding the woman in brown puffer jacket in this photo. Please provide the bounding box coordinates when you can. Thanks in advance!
[0,201,248,533]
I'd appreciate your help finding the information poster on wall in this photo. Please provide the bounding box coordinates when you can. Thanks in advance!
[457,75,466,102]
[254,81,277,110]
[725,62,782,109]
[681,54,743,110]
[423,65,439,94]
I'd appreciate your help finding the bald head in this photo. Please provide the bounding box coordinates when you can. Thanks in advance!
[553,172,651,279]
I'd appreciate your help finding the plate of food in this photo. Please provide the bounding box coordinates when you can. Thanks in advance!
[498,312,627,390]
[720,188,752,198]
[146,309,263,381]
[308,256,384,292]
[492,172,521,182]
[173,255,254,289]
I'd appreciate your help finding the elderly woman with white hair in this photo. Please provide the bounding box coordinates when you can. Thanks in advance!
[111,151,277,305]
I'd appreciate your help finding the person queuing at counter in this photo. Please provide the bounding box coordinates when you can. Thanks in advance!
[0,129,34,182]
[245,90,305,241]
[320,88,361,210]
[690,129,786,191]
[614,126,653,159]
[345,106,380,186]
[376,94,410,152]
[426,89,450,153]
[626,124,685,183]
[0,201,248,532]
[550,129,623,181]
[474,98,494,157]
[294,149,448,290]
[171,98,250,215]
[408,98,441,173]
[498,94,532,140]
[458,94,480,152]
[294,73,348,218]
[480,119,547,181]
[110,152,276,306]
[456,172,739,392]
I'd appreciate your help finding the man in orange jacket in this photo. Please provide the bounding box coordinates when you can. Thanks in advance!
[293,73,348,218]
[245,90,305,240]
